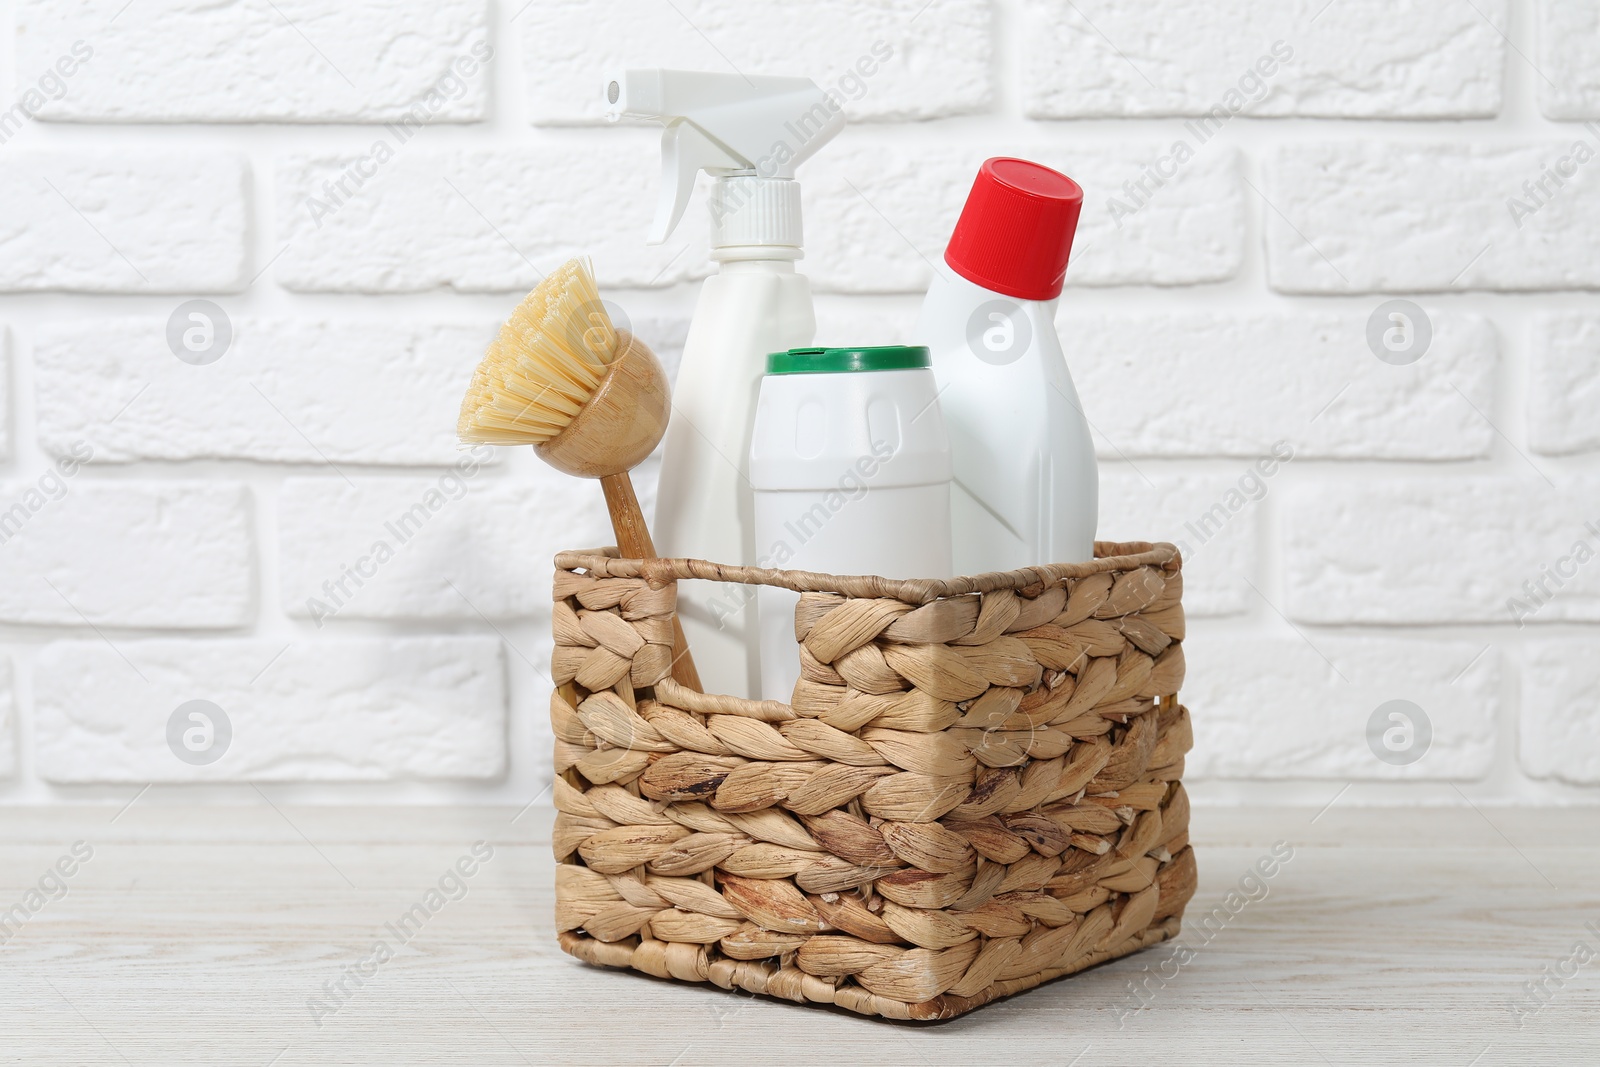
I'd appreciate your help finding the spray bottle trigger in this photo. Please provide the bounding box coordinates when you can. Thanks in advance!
[649,121,743,245]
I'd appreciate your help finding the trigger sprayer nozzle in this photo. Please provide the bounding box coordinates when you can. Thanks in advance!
[602,68,845,246]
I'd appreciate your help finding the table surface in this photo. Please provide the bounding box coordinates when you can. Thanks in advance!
[0,801,1596,1066]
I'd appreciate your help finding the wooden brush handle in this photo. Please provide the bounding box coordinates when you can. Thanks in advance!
[599,472,702,693]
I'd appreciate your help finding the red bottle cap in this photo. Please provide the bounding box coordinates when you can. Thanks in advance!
[943,157,1083,302]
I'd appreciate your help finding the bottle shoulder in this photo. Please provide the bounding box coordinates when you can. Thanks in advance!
[917,275,1066,361]
[683,270,816,348]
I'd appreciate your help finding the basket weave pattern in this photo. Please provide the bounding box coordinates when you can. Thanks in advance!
[551,542,1196,1021]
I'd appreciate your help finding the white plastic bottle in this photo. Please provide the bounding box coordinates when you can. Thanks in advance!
[605,70,845,698]
[749,346,952,702]
[914,157,1097,574]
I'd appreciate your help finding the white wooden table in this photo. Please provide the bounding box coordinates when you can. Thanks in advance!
[1,803,1594,1065]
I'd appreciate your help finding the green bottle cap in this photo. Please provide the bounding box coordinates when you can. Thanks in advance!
[765,345,931,375]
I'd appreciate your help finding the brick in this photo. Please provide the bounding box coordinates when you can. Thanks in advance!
[0,657,13,778]
[1539,0,1600,119]
[806,135,1242,291]
[0,152,247,293]
[0,481,251,628]
[1022,0,1504,119]
[1529,314,1600,456]
[16,0,490,123]
[35,317,492,465]
[1284,478,1600,625]
[33,637,504,782]
[1099,472,1262,617]
[274,139,702,291]
[521,0,990,125]
[1068,310,1496,459]
[0,328,10,462]
[1183,630,1497,779]
[1521,638,1600,784]
[1265,140,1600,292]
[278,472,612,622]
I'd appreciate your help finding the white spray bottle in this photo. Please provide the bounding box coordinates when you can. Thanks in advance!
[605,70,845,698]
[914,157,1097,574]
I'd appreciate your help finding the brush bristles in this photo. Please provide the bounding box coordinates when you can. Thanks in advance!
[457,257,620,445]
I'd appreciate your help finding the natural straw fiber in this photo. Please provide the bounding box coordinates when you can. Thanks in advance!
[551,541,1195,1021]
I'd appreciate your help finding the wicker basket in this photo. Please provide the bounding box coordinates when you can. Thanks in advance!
[551,541,1195,1021]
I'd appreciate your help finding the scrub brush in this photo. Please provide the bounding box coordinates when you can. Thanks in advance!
[459,256,701,691]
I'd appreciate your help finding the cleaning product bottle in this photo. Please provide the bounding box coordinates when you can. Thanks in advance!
[914,157,1097,575]
[749,345,952,702]
[605,69,845,698]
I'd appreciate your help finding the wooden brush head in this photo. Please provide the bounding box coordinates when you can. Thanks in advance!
[535,330,670,479]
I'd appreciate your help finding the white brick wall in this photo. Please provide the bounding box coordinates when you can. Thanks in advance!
[33,637,505,782]
[35,318,495,464]
[1265,140,1600,292]
[0,658,14,778]
[0,0,1595,807]
[0,152,248,292]
[18,0,492,123]
[0,481,253,627]
[277,471,612,622]
[1067,310,1497,458]
[1539,0,1600,120]
[521,0,991,125]
[1522,639,1600,784]
[1021,0,1506,119]
[274,141,704,291]
[1183,634,1499,779]
[1530,314,1600,456]
[0,328,10,462]
[1284,478,1600,625]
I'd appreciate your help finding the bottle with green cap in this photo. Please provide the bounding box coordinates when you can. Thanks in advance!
[748,345,952,702]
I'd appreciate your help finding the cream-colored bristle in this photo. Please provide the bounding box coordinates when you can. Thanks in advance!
[457,256,621,445]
